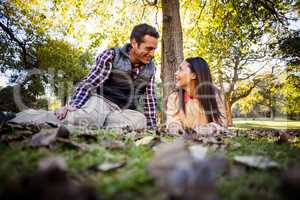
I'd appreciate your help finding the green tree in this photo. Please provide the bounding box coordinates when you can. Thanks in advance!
[37,39,93,105]
[279,68,300,119]
[277,31,300,119]
[0,0,93,109]
[235,69,282,119]
[181,0,293,126]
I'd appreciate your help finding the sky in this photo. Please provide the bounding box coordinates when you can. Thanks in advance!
[0,73,8,87]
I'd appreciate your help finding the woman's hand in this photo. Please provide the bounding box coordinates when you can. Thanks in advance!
[54,105,77,120]
[195,122,227,136]
[167,122,185,136]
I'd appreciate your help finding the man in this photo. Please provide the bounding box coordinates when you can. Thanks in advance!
[53,23,159,130]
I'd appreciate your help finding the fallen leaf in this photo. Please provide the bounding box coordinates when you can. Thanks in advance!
[3,122,24,130]
[277,132,291,144]
[0,131,33,143]
[56,138,88,151]
[56,125,70,138]
[281,165,300,200]
[38,156,67,171]
[148,139,228,200]
[234,155,279,169]
[232,143,241,149]
[188,145,208,161]
[79,132,98,142]
[135,135,161,147]
[0,164,102,200]
[89,161,126,172]
[100,139,125,150]
[228,164,247,178]
[126,131,145,141]
[28,129,58,147]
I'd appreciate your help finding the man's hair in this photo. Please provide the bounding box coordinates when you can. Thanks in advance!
[130,23,159,46]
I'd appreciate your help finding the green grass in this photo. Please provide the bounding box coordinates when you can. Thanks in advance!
[218,136,300,200]
[233,118,300,130]
[0,124,300,199]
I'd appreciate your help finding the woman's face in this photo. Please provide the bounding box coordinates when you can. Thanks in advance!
[175,61,196,88]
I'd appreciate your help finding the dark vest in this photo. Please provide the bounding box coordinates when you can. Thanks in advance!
[97,44,155,110]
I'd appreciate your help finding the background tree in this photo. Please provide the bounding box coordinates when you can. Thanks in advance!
[234,68,282,120]
[277,31,300,119]
[0,0,93,109]
[181,0,293,126]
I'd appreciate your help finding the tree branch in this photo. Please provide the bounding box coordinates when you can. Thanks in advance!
[231,78,262,103]
[0,21,25,53]
[193,0,207,31]
[238,63,267,81]
[144,0,157,6]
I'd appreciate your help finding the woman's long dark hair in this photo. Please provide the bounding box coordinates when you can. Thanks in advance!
[179,57,222,124]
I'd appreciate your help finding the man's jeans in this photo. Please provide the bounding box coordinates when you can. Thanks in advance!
[9,95,147,130]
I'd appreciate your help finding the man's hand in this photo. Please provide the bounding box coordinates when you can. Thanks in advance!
[54,105,77,120]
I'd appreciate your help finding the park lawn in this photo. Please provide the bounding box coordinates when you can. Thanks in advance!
[0,124,300,199]
[233,118,300,130]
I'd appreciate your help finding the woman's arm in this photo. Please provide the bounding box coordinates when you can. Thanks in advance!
[166,93,184,135]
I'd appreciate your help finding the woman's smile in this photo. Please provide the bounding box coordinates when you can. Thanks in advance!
[175,61,196,88]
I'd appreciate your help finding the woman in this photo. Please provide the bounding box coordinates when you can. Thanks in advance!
[166,57,227,135]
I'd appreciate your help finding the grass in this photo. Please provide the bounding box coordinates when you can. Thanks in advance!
[0,129,162,199]
[218,136,300,200]
[0,121,300,199]
[233,118,300,130]
[226,117,300,199]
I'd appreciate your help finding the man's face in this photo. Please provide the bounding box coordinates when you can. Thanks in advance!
[131,35,158,64]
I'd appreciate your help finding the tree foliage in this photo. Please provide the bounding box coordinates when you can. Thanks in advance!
[180,0,294,125]
[0,0,94,108]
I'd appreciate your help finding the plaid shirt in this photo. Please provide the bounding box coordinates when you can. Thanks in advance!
[69,49,157,129]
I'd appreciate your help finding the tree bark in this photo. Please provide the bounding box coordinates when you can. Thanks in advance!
[225,97,233,126]
[270,106,275,120]
[161,0,184,122]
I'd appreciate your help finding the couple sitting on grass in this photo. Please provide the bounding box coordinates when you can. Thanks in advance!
[10,23,227,135]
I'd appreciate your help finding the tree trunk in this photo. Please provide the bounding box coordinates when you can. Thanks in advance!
[161,0,184,123]
[288,113,294,120]
[225,97,233,127]
[270,107,275,120]
[61,96,68,107]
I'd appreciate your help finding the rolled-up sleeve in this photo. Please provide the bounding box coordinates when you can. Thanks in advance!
[69,49,114,108]
[144,73,157,129]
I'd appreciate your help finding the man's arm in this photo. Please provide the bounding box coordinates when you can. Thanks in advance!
[69,49,114,108]
[55,49,114,120]
[144,72,157,129]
